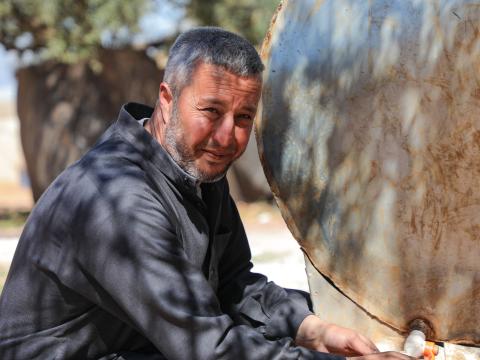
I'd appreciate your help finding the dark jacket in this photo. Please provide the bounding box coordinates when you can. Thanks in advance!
[0,103,344,360]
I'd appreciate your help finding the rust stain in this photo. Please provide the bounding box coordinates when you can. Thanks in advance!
[260,0,286,62]
[369,160,379,183]
[410,211,417,234]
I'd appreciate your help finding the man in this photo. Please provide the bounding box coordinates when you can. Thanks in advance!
[0,28,413,360]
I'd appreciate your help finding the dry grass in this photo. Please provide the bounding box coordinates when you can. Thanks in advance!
[0,263,10,294]
[0,210,27,238]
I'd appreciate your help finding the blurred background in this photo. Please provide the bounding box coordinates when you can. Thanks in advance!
[0,0,308,292]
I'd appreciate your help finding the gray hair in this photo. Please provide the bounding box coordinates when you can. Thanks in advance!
[164,27,264,98]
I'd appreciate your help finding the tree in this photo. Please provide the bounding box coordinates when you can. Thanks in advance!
[16,49,163,200]
[0,0,149,65]
[0,0,162,201]
[186,0,279,45]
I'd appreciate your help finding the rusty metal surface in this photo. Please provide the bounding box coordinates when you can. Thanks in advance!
[257,0,480,345]
[304,256,405,351]
[305,254,480,358]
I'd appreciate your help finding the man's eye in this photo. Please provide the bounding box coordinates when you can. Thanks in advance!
[235,114,253,127]
[238,114,253,121]
[203,108,219,114]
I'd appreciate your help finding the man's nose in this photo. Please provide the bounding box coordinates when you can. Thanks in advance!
[212,115,235,148]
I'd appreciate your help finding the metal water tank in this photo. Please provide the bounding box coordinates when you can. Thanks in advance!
[257,1,480,358]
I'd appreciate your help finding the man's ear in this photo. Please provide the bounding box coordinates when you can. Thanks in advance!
[159,82,174,125]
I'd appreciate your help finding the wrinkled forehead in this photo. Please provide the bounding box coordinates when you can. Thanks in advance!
[192,61,262,88]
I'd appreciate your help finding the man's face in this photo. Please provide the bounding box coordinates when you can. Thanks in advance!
[162,63,262,182]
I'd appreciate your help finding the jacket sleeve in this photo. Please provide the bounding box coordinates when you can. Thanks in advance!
[62,176,344,360]
[217,195,315,341]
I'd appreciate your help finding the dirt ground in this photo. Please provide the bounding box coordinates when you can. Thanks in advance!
[0,182,33,214]
[237,201,309,290]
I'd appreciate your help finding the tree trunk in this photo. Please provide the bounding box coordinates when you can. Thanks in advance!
[17,48,162,201]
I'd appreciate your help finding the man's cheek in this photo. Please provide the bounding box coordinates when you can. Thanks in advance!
[237,131,251,151]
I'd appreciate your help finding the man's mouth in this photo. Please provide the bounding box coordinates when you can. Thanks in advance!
[202,149,235,162]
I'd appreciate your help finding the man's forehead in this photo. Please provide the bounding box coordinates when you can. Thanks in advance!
[198,95,259,112]
[192,62,262,90]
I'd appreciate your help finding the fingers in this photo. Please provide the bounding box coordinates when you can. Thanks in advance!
[345,332,380,356]
[358,333,380,353]
[381,351,417,359]
[348,351,418,359]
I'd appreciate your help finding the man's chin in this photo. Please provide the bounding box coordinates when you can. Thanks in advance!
[196,162,231,183]
[200,173,227,183]
[198,169,228,183]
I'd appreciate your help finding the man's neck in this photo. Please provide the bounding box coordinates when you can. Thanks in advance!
[141,116,203,197]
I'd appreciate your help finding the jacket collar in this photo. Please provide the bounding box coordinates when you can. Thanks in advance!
[115,102,223,198]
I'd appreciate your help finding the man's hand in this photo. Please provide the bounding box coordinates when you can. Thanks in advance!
[295,315,416,359]
[295,315,378,355]
[348,353,416,360]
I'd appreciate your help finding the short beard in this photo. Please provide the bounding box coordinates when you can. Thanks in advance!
[164,104,231,183]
